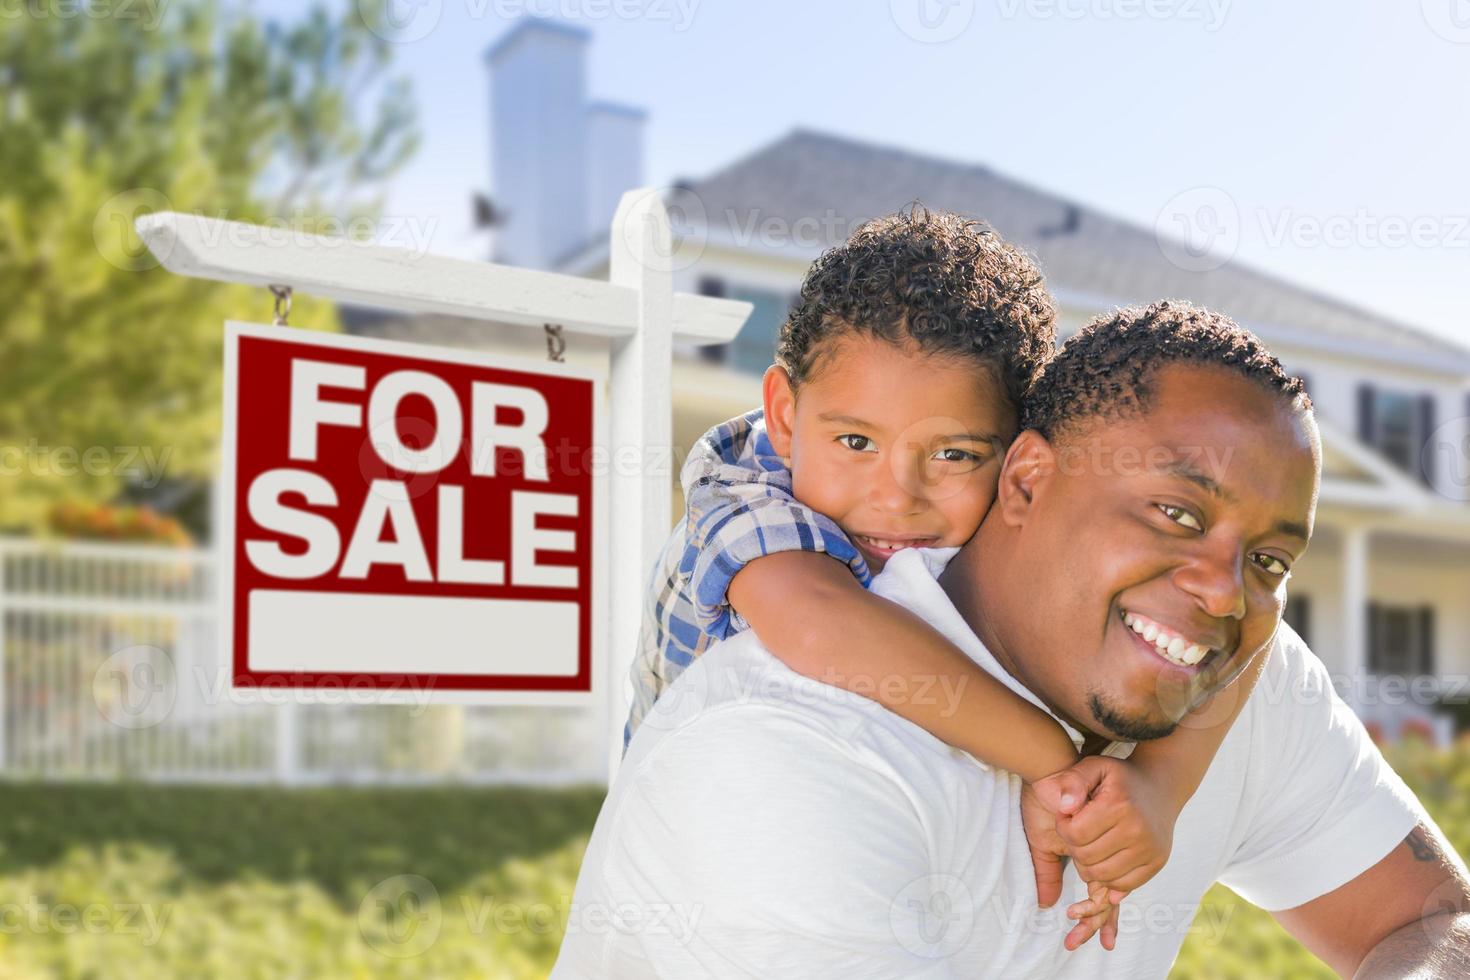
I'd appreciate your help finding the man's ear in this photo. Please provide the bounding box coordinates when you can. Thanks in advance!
[761,365,796,462]
[996,430,1057,527]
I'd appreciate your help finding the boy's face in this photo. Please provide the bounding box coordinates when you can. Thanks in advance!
[764,334,1016,574]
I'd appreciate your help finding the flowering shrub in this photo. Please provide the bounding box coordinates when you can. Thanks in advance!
[48,500,192,546]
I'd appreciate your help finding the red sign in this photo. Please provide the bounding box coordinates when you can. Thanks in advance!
[219,322,601,702]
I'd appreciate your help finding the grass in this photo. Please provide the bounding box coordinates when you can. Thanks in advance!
[0,739,1462,977]
[0,782,604,906]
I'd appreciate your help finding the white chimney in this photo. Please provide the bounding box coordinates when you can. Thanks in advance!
[586,101,646,243]
[485,19,591,270]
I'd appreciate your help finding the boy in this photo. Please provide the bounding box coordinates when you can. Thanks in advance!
[627,207,1266,949]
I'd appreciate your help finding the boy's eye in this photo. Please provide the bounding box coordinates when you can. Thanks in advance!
[932,447,980,464]
[1251,553,1290,576]
[1157,503,1203,531]
[838,434,877,453]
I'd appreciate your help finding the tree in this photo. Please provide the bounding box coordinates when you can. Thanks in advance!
[0,0,420,539]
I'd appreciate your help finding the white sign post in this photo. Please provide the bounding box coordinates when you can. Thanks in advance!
[137,190,752,778]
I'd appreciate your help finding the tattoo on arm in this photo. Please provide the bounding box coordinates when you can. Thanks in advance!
[1408,827,1440,863]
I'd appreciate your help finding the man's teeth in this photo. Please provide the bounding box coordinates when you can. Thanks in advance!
[1123,611,1210,667]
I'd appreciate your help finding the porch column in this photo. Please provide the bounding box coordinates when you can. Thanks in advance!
[1341,524,1370,710]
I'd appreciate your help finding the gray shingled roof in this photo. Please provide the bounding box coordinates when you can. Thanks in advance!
[673,129,1470,370]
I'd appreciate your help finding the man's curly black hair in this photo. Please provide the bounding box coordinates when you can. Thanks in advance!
[776,205,1056,410]
[1021,299,1312,440]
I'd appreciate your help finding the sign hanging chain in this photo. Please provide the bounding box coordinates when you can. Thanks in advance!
[269,285,293,326]
[544,323,566,362]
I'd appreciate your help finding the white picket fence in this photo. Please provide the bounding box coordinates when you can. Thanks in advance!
[0,536,607,785]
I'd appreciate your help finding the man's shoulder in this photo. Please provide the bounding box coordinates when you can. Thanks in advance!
[624,629,987,792]
[1241,620,1338,728]
[629,632,899,757]
[1214,619,1375,802]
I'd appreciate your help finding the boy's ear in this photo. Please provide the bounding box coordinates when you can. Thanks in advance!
[761,364,797,461]
[995,430,1057,527]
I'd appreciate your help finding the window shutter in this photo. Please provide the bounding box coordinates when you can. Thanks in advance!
[1418,606,1436,676]
[1284,594,1312,646]
[1419,395,1437,487]
[696,278,731,364]
[1357,384,1376,445]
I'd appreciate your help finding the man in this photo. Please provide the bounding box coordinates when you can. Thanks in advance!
[553,301,1470,978]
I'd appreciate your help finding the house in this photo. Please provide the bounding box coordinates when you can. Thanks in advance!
[366,18,1470,740]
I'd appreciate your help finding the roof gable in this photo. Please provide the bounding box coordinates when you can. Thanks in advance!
[677,129,1470,375]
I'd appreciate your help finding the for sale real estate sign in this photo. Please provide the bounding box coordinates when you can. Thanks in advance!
[220,322,602,703]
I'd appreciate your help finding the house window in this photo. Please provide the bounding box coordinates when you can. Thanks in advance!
[1282,594,1311,646]
[691,278,800,375]
[1358,385,1436,483]
[727,286,799,376]
[696,278,730,365]
[1367,604,1435,676]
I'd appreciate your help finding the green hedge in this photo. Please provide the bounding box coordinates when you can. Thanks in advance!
[0,740,1463,978]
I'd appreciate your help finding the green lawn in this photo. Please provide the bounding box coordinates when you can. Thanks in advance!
[0,740,1463,978]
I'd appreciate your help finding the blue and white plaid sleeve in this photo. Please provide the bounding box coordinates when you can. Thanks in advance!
[623,409,871,749]
[680,410,871,638]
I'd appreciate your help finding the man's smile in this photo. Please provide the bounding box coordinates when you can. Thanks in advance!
[1119,607,1221,669]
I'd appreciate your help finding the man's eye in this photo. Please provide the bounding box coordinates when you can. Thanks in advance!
[1252,553,1290,576]
[1157,504,1203,531]
[839,434,876,453]
[932,447,979,464]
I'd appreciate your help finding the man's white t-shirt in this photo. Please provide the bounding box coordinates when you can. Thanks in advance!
[554,549,1424,978]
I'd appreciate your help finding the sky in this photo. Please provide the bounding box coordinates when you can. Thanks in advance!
[251,0,1470,350]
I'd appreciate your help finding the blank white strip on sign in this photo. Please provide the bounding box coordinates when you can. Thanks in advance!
[247,590,580,676]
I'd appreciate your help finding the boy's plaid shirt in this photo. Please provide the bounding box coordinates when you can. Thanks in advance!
[623,409,871,748]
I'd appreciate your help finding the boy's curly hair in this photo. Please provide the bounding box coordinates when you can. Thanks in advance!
[776,205,1057,409]
[1021,299,1312,439]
